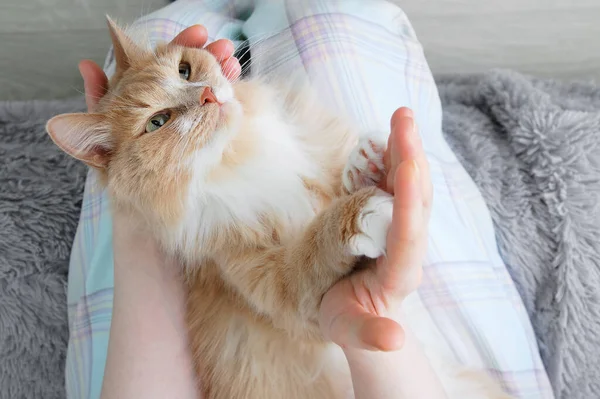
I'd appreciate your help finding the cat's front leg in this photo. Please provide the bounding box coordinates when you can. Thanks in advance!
[215,187,393,336]
[342,136,387,194]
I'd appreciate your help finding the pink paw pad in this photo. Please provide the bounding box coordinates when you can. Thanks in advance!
[343,137,386,193]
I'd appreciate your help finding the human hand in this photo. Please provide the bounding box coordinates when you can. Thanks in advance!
[319,107,432,351]
[80,25,242,112]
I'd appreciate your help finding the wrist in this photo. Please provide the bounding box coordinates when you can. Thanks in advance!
[111,206,164,258]
[112,223,173,276]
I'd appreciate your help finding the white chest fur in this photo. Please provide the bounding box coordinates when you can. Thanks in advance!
[171,110,320,254]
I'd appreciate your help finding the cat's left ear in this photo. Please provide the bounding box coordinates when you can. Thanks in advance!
[106,16,145,74]
[46,113,113,169]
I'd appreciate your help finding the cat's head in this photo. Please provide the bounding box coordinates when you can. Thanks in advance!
[46,17,244,227]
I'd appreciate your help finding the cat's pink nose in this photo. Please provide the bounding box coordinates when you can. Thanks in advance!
[200,87,219,105]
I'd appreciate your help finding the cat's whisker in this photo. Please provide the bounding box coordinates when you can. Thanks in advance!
[175,121,198,188]
[70,86,91,100]
[173,124,190,185]
[71,84,144,113]
[222,33,276,81]
[173,108,202,176]
[186,81,211,88]
[222,54,237,82]
[232,41,285,83]
[239,32,277,47]
[233,35,350,84]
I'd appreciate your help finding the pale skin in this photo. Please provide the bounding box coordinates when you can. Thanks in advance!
[88,26,445,399]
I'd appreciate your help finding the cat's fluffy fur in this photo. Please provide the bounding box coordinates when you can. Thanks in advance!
[46,18,513,399]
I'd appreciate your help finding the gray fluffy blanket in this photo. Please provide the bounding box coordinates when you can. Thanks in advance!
[0,98,86,399]
[1,71,599,399]
[439,70,600,399]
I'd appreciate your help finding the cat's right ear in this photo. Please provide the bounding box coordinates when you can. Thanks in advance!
[106,16,144,74]
[46,113,113,169]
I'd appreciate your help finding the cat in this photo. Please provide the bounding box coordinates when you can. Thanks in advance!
[47,17,513,399]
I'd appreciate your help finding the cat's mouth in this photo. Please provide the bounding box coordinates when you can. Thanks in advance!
[217,99,242,126]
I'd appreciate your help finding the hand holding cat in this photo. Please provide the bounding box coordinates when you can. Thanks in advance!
[80,25,241,112]
[319,107,432,352]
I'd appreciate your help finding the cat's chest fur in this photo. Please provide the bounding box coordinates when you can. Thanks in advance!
[168,80,353,259]
[171,118,322,258]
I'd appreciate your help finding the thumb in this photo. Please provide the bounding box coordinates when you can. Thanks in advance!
[328,305,405,351]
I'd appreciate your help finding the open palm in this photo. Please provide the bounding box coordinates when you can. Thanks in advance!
[319,108,432,351]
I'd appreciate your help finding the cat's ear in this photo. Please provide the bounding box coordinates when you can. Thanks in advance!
[106,16,144,73]
[46,113,113,169]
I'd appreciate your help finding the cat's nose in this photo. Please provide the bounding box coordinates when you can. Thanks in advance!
[200,87,220,105]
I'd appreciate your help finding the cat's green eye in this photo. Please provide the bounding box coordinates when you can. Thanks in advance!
[145,113,170,133]
[178,62,191,80]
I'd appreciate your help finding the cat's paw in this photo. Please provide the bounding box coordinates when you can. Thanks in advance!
[349,191,393,259]
[343,137,386,194]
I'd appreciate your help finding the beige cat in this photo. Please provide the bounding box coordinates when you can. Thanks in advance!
[47,18,513,399]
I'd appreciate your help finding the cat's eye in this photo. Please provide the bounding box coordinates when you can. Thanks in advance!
[145,113,171,133]
[178,62,191,80]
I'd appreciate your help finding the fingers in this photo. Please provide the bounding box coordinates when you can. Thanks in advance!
[79,60,108,112]
[387,108,432,214]
[358,316,405,351]
[205,39,234,61]
[221,58,242,81]
[385,116,415,193]
[328,304,405,351]
[171,25,208,48]
[206,40,241,81]
[172,26,241,82]
[383,107,413,179]
[378,160,425,294]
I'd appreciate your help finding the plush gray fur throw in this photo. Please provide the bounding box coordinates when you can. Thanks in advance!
[0,98,86,399]
[439,70,600,399]
[1,70,600,398]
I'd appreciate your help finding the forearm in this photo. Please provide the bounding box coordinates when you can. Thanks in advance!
[343,318,447,399]
[101,229,199,399]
